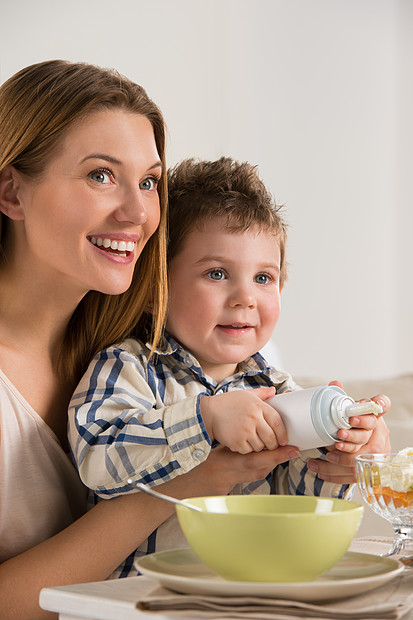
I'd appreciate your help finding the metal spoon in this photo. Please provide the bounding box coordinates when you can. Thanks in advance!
[132,482,204,512]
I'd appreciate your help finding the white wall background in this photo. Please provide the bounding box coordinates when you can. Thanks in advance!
[1,0,411,382]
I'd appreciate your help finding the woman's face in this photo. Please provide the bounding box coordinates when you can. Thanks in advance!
[9,108,161,298]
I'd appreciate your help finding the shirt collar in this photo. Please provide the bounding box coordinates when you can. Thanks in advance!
[148,332,273,382]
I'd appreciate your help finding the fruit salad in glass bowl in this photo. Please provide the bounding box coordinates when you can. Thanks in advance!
[356,447,413,566]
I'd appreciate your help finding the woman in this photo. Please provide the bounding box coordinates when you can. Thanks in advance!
[0,60,390,619]
[0,60,302,619]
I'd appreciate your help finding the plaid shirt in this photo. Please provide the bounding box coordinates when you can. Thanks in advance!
[68,333,351,577]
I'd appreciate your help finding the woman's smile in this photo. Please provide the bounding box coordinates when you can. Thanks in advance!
[88,235,138,260]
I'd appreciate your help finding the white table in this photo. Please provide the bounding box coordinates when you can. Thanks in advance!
[39,538,413,619]
[40,575,174,620]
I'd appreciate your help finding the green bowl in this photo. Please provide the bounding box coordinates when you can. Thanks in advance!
[176,495,363,582]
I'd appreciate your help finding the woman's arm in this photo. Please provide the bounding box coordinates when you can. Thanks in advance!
[0,444,295,620]
[0,491,173,620]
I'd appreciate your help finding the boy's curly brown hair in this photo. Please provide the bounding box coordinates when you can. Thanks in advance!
[167,157,288,288]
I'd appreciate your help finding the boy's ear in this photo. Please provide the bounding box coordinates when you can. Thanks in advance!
[0,166,25,221]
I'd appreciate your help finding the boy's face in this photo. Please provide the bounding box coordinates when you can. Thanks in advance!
[166,220,282,383]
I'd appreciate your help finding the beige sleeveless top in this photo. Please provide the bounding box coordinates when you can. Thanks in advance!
[0,369,87,563]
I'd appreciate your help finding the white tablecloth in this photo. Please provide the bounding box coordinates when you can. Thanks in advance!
[39,538,413,620]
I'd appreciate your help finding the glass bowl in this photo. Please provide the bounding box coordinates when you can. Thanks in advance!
[355,452,413,566]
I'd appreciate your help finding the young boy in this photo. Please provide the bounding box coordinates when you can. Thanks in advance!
[68,157,386,576]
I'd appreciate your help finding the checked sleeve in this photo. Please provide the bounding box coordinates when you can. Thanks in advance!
[68,345,211,498]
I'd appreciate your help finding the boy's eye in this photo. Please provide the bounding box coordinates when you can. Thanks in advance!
[139,177,159,191]
[255,273,271,285]
[207,269,226,281]
[89,169,113,184]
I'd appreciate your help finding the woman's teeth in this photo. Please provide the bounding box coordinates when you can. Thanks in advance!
[90,237,135,253]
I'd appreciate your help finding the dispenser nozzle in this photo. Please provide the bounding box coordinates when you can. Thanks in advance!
[345,401,383,417]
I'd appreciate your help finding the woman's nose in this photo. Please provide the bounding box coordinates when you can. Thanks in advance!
[113,187,148,225]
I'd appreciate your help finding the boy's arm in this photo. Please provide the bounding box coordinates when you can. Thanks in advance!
[68,345,211,496]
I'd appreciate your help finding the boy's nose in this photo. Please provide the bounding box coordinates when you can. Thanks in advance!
[228,286,256,309]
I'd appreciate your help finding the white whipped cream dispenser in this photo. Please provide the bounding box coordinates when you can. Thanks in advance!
[267,385,382,451]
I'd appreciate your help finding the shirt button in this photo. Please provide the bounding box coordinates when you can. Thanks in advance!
[184,356,192,366]
[193,449,205,461]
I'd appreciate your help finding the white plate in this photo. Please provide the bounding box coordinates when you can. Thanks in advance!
[136,548,404,602]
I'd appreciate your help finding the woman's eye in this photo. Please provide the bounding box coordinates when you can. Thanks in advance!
[207,269,226,281]
[89,169,112,184]
[255,273,271,285]
[139,177,159,191]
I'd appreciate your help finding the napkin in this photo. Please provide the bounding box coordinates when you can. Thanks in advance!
[137,571,413,620]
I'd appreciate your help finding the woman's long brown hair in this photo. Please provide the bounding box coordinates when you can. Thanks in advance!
[0,60,168,386]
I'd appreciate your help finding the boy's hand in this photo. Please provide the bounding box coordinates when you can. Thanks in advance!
[308,383,391,484]
[201,387,289,454]
[328,380,391,453]
[308,416,391,484]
